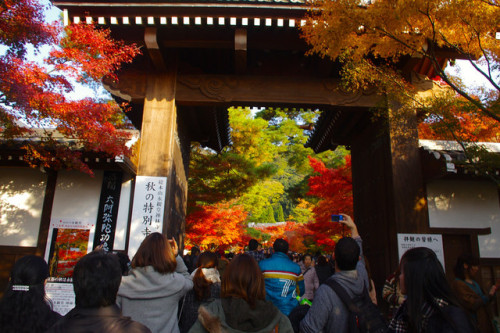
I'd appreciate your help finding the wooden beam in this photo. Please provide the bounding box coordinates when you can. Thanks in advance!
[106,71,383,107]
[429,227,491,235]
[144,27,166,71]
[234,28,247,74]
[176,75,381,107]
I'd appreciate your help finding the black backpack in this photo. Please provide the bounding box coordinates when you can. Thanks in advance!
[325,279,388,333]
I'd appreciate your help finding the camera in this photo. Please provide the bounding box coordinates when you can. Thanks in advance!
[331,214,344,222]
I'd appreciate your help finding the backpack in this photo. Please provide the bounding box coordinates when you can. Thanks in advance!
[325,279,388,333]
[288,304,311,333]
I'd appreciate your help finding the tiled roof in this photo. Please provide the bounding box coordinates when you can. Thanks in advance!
[419,139,500,176]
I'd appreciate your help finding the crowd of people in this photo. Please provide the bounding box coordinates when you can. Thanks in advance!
[0,214,497,332]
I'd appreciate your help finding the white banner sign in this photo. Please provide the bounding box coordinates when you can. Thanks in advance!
[397,233,445,271]
[129,176,167,258]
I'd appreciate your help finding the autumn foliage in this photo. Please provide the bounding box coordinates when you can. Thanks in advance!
[301,0,500,123]
[0,0,141,173]
[253,222,312,253]
[185,201,248,251]
[306,155,353,252]
[418,100,500,143]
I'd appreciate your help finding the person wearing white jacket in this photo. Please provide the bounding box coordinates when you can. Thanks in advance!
[117,233,193,333]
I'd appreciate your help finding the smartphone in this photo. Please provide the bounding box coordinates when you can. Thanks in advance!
[331,214,344,222]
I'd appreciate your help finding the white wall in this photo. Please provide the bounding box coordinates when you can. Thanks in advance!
[51,170,133,252]
[427,179,500,258]
[51,170,103,223]
[0,167,47,247]
[114,178,132,251]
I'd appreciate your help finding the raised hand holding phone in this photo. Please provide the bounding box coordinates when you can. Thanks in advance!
[169,238,178,257]
[336,214,359,238]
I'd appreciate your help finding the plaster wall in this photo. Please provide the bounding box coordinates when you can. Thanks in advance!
[0,167,47,247]
[113,178,132,251]
[427,179,500,258]
[51,170,133,251]
[51,170,103,223]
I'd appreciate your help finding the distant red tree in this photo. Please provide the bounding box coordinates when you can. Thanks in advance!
[185,201,248,251]
[306,155,353,252]
[253,222,312,253]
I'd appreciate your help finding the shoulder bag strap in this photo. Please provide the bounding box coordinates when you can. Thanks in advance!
[325,279,359,313]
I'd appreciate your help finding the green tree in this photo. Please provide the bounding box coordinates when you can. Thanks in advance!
[274,204,285,222]
[188,143,275,210]
[238,180,284,221]
[260,205,276,223]
[289,199,314,224]
[229,107,277,166]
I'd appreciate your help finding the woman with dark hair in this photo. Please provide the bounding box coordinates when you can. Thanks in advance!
[389,247,474,333]
[117,233,193,333]
[188,253,293,333]
[451,253,497,333]
[314,255,334,285]
[0,255,61,332]
[179,251,221,333]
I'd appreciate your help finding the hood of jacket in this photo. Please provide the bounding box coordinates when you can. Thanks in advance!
[118,266,187,299]
[198,298,281,333]
[332,268,369,297]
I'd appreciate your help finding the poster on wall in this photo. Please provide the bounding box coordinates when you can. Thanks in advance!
[44,218,95,315]
[397,233,445,270]
[128,176,167,258]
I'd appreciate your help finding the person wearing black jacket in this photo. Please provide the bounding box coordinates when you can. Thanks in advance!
[47,251,150,333]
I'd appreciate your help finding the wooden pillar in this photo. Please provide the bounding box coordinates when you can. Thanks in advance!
[137,60,188,240]
[351,115,395,295]
[387,102,428,234]
[351,102,427,303]
[139,71,177,176]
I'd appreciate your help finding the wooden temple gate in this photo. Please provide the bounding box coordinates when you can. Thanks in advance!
[51,0,468,291]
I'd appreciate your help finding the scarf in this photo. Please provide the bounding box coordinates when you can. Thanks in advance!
[191,267,221,283]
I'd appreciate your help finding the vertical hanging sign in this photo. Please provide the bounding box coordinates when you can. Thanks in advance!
[93,171,123,252]
[128,176,167,258]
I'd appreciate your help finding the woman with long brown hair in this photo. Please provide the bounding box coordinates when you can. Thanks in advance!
[188,253,293,333]
[117,233,193,333]
[179,251,221,333]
